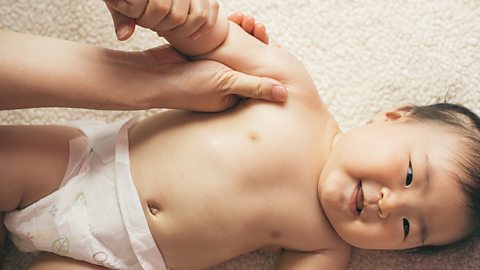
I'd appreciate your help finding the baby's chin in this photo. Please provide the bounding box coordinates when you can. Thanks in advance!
[328,228,388,250]
[341,237,420,250]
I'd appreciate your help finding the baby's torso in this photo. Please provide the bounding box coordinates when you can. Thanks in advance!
[128,99,343,269]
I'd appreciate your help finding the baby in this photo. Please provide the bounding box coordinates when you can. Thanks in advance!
[2,9,480,270]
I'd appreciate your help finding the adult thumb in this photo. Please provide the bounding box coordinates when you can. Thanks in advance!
[227,72,287,102]
[106,4,136,41]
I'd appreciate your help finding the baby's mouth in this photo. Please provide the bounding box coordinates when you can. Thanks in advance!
[356,182,364,214]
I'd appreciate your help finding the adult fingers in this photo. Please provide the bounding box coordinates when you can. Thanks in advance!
[106,4,136,40]
[153,0,190,32]
[189,0,219,39]
[136,0,173,29]
[222,71,287,102]
[104,0,148,18]
[158,0,213,38]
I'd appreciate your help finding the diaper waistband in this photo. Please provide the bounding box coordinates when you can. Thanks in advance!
[115,116,168,270]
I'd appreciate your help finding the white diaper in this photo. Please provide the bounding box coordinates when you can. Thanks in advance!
[3,117,168,270]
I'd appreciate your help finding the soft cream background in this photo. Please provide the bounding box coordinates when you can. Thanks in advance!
[1,0,479,269]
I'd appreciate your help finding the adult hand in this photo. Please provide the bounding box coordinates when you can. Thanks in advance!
[137,13,285,111]
[104,0,219,41]
[137,45,286,111]
[0,12,284,111]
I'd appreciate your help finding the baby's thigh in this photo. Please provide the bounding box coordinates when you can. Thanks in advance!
[0,125,84,211]
[28,252,107,270]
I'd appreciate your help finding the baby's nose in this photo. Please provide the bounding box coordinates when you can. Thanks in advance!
[377,187,406,219]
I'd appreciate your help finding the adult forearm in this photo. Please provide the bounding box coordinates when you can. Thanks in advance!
[0,30,152,110]
[0,27,287,112]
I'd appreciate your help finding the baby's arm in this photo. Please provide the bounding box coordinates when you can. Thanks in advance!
[166,13,318,102]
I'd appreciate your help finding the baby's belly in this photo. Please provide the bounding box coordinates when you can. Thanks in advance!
[127,105,278,197]
[127,103,296,269]
[128,101,293,200]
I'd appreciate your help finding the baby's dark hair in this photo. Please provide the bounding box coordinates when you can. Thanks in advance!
[408,103,480,243]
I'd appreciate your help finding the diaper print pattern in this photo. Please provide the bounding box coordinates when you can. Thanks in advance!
[49,204,58,217]
[93,251,118,269]
[73,191,96,235]
[26,232,35,242]
[75,192,87,207]
[52,237,69,256]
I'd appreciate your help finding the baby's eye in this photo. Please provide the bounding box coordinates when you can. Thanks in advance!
[405,162,413,187]
[403,218,410,239]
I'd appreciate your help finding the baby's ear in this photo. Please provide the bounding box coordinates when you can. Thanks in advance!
[371,105,413,122]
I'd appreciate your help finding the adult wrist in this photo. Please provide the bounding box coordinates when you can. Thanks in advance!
[111,50,164,110]
[82,47,172,110]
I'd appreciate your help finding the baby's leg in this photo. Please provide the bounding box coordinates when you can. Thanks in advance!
[0,125,84,211]
[28,252,106,270]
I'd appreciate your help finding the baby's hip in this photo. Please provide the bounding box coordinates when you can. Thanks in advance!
[4,116,165,269]
[4,154,140,268]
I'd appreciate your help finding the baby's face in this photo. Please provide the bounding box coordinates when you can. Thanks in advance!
[318,115,470,250]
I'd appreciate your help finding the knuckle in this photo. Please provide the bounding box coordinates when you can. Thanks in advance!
[118,0,148,18]
[153,1,171,15]
[169,11,187,25]
[210,1,220,12]
[250,82,263,98]
[130,0,148,17]
[170,13,187,24]
[214,71,235,93]
[192,10,209,24]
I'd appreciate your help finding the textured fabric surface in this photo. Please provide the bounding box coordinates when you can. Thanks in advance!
[1,0,479,269]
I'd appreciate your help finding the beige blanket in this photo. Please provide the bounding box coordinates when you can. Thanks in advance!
[1,0,479,269]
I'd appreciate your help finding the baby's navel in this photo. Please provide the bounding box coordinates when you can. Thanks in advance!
[147,202,161,215]
[248,131,259,141]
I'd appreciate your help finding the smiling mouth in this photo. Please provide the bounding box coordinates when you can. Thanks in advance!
[356,182,364,215]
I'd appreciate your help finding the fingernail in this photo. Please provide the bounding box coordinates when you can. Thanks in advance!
[116,24,129,40]
[272,86,287,101]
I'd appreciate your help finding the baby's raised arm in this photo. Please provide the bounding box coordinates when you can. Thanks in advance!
[165,12,319,104]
